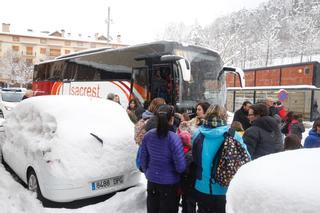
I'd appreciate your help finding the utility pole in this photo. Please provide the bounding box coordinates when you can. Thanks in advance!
[106,6,111,42]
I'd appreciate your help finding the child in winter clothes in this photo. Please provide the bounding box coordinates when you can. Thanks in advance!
[288,113,305,139]
[177,113,192,153]
[176,113,197,213]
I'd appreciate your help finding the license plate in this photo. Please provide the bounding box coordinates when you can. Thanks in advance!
[91,176,124,191]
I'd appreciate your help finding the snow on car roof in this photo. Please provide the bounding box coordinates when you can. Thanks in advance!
[3,95,137,180]
[226,148,320,213]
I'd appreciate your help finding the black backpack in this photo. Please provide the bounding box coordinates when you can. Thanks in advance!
[210,128,250,192]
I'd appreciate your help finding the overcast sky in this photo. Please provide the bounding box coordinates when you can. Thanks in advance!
[0,0,268,44]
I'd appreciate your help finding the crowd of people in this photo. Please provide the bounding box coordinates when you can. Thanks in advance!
[129,95,320,213]
[130,97,247,213]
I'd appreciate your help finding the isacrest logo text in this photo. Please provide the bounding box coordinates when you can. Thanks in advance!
[70,85,101,97]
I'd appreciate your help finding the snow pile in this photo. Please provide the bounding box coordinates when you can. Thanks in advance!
[0,163,147,213]
[0,164,45,213]
[226,148,320,213]
[3,95,138,181]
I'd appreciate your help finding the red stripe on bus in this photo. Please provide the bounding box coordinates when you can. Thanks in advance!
[110,81,130,101]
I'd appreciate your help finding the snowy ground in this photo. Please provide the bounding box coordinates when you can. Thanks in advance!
[0,110,314,213]
[0,162,147,213]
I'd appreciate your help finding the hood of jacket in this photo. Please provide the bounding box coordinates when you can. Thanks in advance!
[309,129,320,137]
[198,125,229,140]
[142,110,154,120]
[252,116,279,132]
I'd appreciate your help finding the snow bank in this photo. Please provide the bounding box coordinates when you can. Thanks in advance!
[0,163,147,213]
[0,164,45,213]
[3,95,138,181]
[226,148,320,213]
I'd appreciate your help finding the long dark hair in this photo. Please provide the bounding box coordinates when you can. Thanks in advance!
[156,104,174,138]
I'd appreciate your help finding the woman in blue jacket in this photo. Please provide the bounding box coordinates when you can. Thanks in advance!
[304,119,320,148]
[140,104,186,213]
[192,105,248,213]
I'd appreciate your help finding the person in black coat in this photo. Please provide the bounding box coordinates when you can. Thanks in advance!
[244,103,283,160]
[233,101,252,130]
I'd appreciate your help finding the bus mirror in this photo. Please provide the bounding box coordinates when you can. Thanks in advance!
[178,59,191,82]
[218,66,245,88]
[160,55,184,62]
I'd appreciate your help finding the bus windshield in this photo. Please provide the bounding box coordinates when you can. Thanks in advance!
[174,47,225,109]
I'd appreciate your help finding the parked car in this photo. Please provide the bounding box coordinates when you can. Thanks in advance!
[0,88,26,118]
[1,95,141,204]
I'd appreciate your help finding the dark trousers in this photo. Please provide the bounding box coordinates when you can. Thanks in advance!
[147,181,179,213]
[196,190,226,213]
[181,193,197,213]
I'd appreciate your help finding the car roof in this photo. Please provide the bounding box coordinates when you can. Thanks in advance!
[1,88,26,93]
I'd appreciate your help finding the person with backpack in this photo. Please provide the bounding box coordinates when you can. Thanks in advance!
[139,104,186,213]
[192,105,249,213]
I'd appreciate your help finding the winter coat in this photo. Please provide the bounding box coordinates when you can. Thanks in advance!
[304,130,320,148]
[277,105,287,120]
[233,107,251,130]
[140,129,186,184]
[289,119,305,139]
[192,125,247,195]
[134,111,154,144]
[243,116,283,160]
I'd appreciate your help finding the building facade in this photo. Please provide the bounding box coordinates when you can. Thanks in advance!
[0,23,126,85]
[226,61,320,120]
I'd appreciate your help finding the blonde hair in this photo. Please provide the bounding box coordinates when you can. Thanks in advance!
[204,105,228,121]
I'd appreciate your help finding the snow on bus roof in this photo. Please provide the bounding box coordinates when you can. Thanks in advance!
[36,41,221,65]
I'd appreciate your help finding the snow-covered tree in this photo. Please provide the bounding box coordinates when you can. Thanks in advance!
[0,50,33,86]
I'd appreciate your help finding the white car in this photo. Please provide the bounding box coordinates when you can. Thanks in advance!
[1,95,141,204]
[0,88,26,118]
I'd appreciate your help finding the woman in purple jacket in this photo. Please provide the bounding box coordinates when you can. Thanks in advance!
[140,104,186,213]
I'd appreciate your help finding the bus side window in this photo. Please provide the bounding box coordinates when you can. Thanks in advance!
[76,65,96,81]
[64,63,77,81]
[93,70,101,81]
[49,61,65,81]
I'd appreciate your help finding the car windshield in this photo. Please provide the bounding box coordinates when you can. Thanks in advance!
[1,92,24,102]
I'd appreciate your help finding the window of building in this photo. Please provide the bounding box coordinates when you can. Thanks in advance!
[49,48,61,57]
[65,41,71,46]
[12,45,20,52]
[90,43,96,48]
[26,47,33,55]
[40,48,46,54]
[12,36,20,42]
[77,41,83,46]
[64,49,71,54]
[40,38,47,44]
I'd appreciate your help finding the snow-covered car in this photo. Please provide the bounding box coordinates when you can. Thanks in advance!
[0,88,26,118]
[226,149,320,213]
[1,95,141,203]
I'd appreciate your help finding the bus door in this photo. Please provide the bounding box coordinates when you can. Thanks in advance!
[150,64,174,105]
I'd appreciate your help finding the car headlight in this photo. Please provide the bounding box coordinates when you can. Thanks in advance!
[4,106,12,111]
